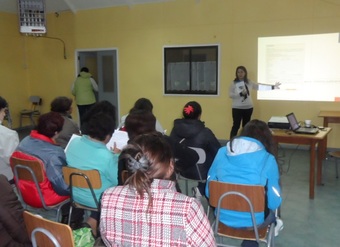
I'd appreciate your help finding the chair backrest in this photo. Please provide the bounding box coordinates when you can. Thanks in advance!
[209,181,265,212]
[23,211,74,247]
[10,151,70,209]
[62,166,101,189]
[10,156,45,183]
[62,166,102,209]
[29,96,42,111]
[209,181,268,243]
[188,146,206,164]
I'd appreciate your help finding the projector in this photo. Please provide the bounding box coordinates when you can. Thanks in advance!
[268,116,290,129]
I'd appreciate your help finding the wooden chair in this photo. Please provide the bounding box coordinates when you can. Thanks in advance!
[19,96,42,128]
[23,211,74,247]
[176,146,206,196]
[208,181,275,247]
[10,153,70,222]
[62,166,102,226]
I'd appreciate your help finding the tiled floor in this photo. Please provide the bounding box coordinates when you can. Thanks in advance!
[17,128,340,246]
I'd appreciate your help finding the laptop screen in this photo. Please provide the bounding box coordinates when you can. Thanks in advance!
[286,112,300,130]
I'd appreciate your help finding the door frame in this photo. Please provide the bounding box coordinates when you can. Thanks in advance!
[75,48,120,127]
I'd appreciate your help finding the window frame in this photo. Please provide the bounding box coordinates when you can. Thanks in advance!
[163,44,220,96]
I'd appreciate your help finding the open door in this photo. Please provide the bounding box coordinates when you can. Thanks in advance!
[77,50,119,127]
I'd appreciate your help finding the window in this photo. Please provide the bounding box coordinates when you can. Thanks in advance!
[164,45,219,95]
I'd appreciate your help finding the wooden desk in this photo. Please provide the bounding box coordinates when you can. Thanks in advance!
[318,111,340,127]
[271,128,332,199]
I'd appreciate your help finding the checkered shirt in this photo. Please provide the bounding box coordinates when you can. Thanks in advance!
[100,179,216,247]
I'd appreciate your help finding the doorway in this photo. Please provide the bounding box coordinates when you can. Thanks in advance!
[76,49,119,127]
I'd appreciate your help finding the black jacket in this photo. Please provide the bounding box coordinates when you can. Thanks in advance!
[170,119,221,179]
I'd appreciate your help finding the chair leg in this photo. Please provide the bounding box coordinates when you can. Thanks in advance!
[336,159,339,179]
[185,180,189,196]
[67,206,73,226]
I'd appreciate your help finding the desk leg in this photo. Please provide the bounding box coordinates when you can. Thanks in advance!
[310,141,317,199]
[317,138,327,185]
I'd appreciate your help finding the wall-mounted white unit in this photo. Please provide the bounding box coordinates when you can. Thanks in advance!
[18,0,46,35]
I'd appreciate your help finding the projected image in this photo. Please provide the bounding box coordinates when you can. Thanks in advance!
[258,33,340,102]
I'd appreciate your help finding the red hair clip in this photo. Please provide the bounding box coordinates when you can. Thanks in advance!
[184,105,194,115]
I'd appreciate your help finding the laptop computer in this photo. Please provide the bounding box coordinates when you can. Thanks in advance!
[286,112,319,134]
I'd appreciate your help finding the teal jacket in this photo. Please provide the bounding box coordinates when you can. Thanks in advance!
[205,136,281,227]
[65,135,118,208]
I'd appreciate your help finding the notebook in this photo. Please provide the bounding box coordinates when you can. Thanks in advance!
[286,112,319,134]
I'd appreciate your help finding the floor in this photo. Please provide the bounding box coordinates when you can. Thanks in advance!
[17,129,340,246]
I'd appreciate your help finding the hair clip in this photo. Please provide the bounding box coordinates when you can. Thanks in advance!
[184,105,194,115]
[126,153,148,172]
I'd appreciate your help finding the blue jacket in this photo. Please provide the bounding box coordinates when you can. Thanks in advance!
[66,135,118,208]
[205,136,281,227]
[17,131,70,196]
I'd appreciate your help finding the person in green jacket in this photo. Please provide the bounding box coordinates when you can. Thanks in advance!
[71,67,98,125]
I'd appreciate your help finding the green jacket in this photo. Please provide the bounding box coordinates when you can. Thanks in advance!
[72,71,98,105]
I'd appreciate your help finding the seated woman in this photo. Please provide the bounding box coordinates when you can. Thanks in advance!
[100,132,216,246]
[65,112,118,236]
[119,97,164,133]
[205,119,282,247]
[0,96,19,183]
[15,112,83,225]
[0,174,31,247]
[170,101,221,199]
[50,96,80,149]
[81,100,116,134]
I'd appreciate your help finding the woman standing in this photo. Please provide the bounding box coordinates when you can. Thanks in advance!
[229,66,280,138]
[71,67,98,124]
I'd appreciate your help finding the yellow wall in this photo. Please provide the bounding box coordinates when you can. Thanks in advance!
[1,0,340,146]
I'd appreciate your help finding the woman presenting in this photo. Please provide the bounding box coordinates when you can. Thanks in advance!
[229,66,280,139]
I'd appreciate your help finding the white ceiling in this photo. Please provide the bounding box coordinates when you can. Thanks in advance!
[0,0,173,14]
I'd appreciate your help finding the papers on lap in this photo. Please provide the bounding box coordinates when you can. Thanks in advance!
[64,130,129,152]
[106,130,129,150]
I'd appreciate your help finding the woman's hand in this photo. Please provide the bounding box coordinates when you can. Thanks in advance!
[274,82,281,89]
[110,142,121,154]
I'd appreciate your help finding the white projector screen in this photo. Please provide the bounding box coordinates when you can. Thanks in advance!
[257,33,340,102]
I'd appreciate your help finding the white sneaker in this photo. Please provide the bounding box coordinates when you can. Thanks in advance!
[275,218,284,237]
[192,187,202,201]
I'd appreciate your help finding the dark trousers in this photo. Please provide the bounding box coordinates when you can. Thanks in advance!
[230,108,253,139]
[77,104,95,125]
[241,210,276,247]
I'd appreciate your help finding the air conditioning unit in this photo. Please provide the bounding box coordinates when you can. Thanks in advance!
[17,0,46,35]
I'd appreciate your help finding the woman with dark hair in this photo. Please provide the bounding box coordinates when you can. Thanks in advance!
[119,97,164,133]
[170,101,220,200]
[15,112,84,226]
[16,112,69,196]
[100,133,216,246]
[71,67,98,124]
[206,119,282,247]
[81,100,116,134]
[229,66,280,139]
[50,96,80,149]
[65,112,118,236]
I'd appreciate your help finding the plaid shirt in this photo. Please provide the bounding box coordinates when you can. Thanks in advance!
[100,179,216,247]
